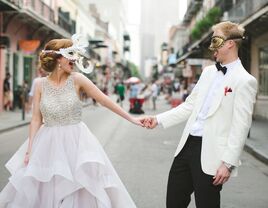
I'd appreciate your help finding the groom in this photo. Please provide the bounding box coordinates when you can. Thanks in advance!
[140,21,257,208]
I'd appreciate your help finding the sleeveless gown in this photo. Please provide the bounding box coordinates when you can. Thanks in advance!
[0,75,137,208]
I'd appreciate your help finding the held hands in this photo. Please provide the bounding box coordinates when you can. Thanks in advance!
[137,116,158,129]
[129,115,158,129]
[129,116,157,128]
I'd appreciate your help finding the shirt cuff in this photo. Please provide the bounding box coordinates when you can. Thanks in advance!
[156,115,162,126]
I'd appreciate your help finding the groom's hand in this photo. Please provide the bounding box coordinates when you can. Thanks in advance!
[138,116,158,129]
[213,163,231,185]
[146,116,158,129]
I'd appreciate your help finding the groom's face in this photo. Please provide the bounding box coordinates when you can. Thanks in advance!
[211,29,230,64]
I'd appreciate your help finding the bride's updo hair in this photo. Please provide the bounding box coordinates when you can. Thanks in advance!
[39,39,73,72]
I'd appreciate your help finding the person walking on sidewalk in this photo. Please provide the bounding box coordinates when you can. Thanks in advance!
[0,36,142,207]
[140,21,257,208]
[151,80,158,110]
[28,65,48,110]
[116,81,126,107]
[3,72,13,111]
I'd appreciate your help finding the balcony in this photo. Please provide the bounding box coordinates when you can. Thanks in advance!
[1,0,71,37]
[2,0,55,22]
[215,0,233,12]
[58,7,76,34]
[227,0,268,23]
[95,18,108,33]
[183,0,203,24]
[24,0,55,23]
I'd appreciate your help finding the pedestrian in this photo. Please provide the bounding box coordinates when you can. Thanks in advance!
[173,78,180,92]
[129,82,139,98]
[91,81,97,105]
[182,85,189,102]
[139,21,257,208]
[115,81,125,107]
[28,65,48,109]
[188,79,197,94]
[0,36,142,207]
[3,72,13,111]
[151,80,158,110]
[21,80,30,113]
[139,84,151,109]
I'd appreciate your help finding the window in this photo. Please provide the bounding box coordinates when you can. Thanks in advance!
[259,47,268,96]
[5,51,10,74]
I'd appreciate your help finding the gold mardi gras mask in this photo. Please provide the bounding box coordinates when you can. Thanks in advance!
[208,35,245,51]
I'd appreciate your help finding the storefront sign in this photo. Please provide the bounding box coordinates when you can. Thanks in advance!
[19,40,40,53]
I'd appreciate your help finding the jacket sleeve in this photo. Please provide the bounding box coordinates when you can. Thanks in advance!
[156,67,210,129]
[221,76,258,166]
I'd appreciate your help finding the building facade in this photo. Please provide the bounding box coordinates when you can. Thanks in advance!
[0,0,132,112]
[0,0,75,111]
[171,0,268,119]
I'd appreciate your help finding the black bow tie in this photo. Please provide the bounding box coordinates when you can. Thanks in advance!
[216,62,227,75]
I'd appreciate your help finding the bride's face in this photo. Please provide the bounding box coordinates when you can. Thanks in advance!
[58,57,75,74]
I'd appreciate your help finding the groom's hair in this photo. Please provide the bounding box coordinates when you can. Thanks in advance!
[212,21,245,48]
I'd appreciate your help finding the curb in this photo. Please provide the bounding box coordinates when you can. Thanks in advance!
[244,143,268,165]
[0,103,92,134]
[0,121,30,134]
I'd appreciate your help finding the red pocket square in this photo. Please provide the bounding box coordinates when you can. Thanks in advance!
[224,87,232,96]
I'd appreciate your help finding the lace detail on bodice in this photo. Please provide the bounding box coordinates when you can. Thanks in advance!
[40,75,82,126]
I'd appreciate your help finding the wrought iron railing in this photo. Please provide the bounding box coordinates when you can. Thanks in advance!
[4,0,78,34]
[58,8,75,34]
[227,0,268,23]
[95,18,108,32]
[5,0,55,23]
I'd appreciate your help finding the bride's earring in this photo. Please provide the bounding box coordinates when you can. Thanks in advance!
[58,63,62,70]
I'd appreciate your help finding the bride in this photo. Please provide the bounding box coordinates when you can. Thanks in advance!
[0,35,142,208]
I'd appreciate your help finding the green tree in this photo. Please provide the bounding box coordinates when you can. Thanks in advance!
[127,61,141,78]
[191,7,222,41]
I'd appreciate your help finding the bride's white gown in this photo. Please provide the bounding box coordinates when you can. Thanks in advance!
[0,75,137,208]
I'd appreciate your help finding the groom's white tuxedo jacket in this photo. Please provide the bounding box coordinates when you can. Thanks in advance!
[157,61,257,176]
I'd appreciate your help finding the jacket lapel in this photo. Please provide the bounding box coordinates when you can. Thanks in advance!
[206,64,241,118]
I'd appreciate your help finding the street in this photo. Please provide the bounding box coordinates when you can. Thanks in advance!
[1,98,268,208]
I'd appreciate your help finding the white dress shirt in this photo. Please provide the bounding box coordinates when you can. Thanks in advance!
[190,59,241,136]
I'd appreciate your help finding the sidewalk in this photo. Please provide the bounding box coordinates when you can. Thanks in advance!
[0,98,267,165]
[0,95,112,134]
[245,118,268,165]
[0,110,31,133]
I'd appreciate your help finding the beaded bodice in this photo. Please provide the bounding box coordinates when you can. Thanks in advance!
[40,75,82,126]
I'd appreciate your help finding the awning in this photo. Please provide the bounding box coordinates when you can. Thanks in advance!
[242,5,268,38]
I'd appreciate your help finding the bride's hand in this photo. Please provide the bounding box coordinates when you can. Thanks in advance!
[24,152,30,166]
[130,116,145,127]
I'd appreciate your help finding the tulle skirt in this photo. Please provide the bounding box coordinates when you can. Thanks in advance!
[0,122,136,208]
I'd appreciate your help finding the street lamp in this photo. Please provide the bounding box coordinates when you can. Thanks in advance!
[161,42,168,66]
[123,32,130,54]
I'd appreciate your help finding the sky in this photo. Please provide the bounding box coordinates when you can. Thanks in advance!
[127,0,187,25]
[126,0,141,25]
[125,0,188,68]
[179,0,188,21]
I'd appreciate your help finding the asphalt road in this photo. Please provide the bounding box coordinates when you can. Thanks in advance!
[1,98,268,208]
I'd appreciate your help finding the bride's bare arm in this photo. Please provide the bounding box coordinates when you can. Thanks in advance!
[74,73,143,126]
[26,79,43,158]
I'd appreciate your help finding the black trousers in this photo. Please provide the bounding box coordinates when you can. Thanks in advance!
[166,135,222,208]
